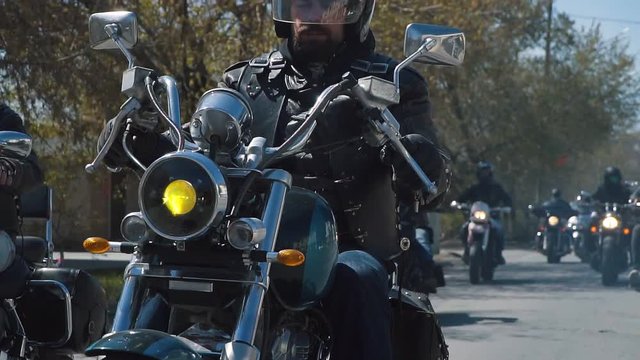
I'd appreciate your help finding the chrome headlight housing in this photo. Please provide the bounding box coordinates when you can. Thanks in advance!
[601,216,620,230]
[139,152,228,240]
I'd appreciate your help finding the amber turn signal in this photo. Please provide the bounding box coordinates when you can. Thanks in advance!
[83,237,111,254]
[590,226,598,234]
[277,249,305,267]
[623,228,631,236]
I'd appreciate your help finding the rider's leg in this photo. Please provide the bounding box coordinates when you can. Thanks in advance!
[491,219,506,265]
[629,225,640,290]
[324,250,392,360]
[460,221,470,264]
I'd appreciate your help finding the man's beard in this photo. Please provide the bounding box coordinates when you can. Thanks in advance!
[291,24,340,65]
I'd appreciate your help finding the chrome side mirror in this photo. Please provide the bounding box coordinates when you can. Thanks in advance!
[0,131,32,159]
[404,23,465,66]
[89,11,138,51]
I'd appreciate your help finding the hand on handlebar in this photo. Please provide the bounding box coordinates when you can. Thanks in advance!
[380,134,443,192]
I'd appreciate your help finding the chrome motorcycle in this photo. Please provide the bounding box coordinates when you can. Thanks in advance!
[451,201,511,284]
[591,203,633,286]
[0,132,106,360]
[528,205,573,264]
[81,11,463,360]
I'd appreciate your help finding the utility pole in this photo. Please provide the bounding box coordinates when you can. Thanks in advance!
[544,0,553,77]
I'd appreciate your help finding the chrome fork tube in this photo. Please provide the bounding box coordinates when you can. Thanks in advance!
[225,170,291,359]
[112,265,145,332]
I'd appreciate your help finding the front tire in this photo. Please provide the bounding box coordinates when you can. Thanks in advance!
[546,232,560,264]
[469,243,482,284]
[601,236,619,286]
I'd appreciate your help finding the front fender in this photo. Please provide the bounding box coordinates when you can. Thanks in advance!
[85,329,215,360]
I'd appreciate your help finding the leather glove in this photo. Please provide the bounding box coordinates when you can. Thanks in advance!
[0,157,22,188]
[96,118,131,169]
[380,134,444,191]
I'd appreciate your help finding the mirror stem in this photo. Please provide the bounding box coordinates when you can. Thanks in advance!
[104,23,135,69]
[393,38,437,96]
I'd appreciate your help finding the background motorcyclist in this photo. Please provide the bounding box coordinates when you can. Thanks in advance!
[542,188,577,219]
[97,0,451,358]
[627,188,640,291]
[457,161,512,264]
[593,166,631,205]
[533,188,577,253]
[0,103,44,299]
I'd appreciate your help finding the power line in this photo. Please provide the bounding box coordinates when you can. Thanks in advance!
[566,13,640,25]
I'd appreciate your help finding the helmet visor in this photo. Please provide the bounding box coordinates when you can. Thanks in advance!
[272,0,365,24]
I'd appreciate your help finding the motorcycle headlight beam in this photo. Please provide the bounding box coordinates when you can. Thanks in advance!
[472,211,488,222]
[601,216,620,230]
[548,216,560,227]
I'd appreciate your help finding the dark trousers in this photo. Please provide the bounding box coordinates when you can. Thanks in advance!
[632,225,640,270]
[324,250,392,360]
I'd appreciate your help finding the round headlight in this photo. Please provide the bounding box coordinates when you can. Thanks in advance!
[548,216,560,226]
[121,212,152,243]
[139,152,228,240]
[568,216,578,225]
[472,211,488,221]
[602,216,620,230]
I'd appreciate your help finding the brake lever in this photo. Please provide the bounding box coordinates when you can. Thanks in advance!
[85,97,141,174]
[375,108,438,195]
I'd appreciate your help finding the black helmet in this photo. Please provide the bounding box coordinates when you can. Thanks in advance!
[476,161,493,183]
[604,166,622,186]
[551,188,562,199]
[272,0,375,43]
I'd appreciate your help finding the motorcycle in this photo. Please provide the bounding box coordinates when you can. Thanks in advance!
[528,205,574,263]
[0,132,107,360]
[80,11,463,360]
[451,201,511,284]
[567,205,599,263]
[591,203,633,286]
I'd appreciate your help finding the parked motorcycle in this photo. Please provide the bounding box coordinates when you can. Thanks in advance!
[80,11,463,360]
[0,132,107,360]
[591,203,633,286]
[528,205,574,263]
[451,201,511,284]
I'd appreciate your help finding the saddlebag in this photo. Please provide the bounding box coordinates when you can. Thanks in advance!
[15,268,107,352]
[390,288,448,360]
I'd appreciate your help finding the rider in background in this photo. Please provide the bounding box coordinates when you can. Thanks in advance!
[458,161,512,264]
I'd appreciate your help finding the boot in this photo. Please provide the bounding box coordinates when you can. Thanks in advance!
[629,269,640,291]
[462,246,469,265]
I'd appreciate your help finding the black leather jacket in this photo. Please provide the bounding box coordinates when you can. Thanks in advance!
[102,33,449,260]
[0,104,43,235]
[541,198,577,219]
[593,183,631,205]
[457,181,512,208]
[219,34,449,259]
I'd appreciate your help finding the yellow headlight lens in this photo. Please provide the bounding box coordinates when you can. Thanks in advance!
[602,216,620,230]
[163,180,197,216]
[473,211,488,221]
[548,216,560,226]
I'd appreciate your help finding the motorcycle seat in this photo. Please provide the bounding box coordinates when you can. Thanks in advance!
[14,236,47,264]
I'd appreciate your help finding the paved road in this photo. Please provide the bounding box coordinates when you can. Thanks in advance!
[430,249,640,360]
